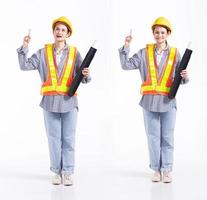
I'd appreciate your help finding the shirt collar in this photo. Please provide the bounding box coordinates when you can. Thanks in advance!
[53,43,68,54]
[155,43,169,54]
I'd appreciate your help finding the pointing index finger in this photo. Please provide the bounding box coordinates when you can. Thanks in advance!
[28,28,31,37]
[129,29,132,36]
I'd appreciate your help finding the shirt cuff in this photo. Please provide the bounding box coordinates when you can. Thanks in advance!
[82,76,91,83]
[119,46,130,54]
[181,77,189,84]
[17,46,28,54]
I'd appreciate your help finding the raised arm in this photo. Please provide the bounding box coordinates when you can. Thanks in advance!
[17,34,40,71]
[119,31,141,70]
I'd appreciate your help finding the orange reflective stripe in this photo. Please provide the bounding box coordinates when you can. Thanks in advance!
[41,44,77,96]
[141,44,176,95]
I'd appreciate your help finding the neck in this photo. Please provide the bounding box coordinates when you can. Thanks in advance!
[156,42,167,53]
[54,41,66,51]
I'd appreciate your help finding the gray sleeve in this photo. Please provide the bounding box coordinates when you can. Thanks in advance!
[175,50,189,84]
[119,46,141,70]
[74,50,91,84]
[17,46,40,71]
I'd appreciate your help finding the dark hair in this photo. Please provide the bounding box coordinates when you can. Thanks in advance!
[53,22,71,34]
[152,25,171,34]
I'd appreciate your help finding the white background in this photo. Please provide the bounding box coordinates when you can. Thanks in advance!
[0,0,207,199]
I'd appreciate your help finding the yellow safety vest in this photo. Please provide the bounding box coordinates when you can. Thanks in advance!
[41,44,77,96]
[141,44,177,96]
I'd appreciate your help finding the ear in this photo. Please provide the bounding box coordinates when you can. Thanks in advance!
[167,29,171,36]
[67,31,71,38]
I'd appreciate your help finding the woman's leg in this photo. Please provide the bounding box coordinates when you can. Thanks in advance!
[143,109,161,171]
[160,107,176,172]
[61,108,78,175]
[43,110,62,174]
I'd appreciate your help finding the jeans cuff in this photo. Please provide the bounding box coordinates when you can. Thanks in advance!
[50,167,60,174]
[149,164,160,171]
[160,167,172,172]
[61,170,74,175]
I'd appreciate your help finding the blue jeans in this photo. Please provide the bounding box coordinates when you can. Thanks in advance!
[143,108,176,172]
[43,109,78,175]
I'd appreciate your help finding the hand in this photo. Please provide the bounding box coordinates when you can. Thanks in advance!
[124,29,132,48]
[82,68,90,78]
[124,35,132,48]
[23,35,31,48]
[180,69,188,79]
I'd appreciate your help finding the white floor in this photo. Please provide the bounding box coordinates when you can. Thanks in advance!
[1,138,207,200]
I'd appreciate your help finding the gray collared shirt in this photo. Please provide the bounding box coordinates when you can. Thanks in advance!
[17,44,91,113]
[119,44,189,112]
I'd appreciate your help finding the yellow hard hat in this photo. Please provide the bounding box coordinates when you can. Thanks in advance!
[151,17,172,33]
[52,16,73,35]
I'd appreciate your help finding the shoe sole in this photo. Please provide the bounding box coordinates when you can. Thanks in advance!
[52,183,61,185]
[162,181,172,183]
[63,183,73,186]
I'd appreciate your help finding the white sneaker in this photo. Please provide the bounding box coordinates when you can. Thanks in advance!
[162,172,172,183]
[62,174,73,186]
[52,174,61,185]
[151,171,161,182]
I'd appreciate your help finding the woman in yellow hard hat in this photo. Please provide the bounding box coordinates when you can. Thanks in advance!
[17,16,91,186]
[119,17,189,183]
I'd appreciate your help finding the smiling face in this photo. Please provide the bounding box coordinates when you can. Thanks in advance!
[53,23,71,42]
[153,26,170,45]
